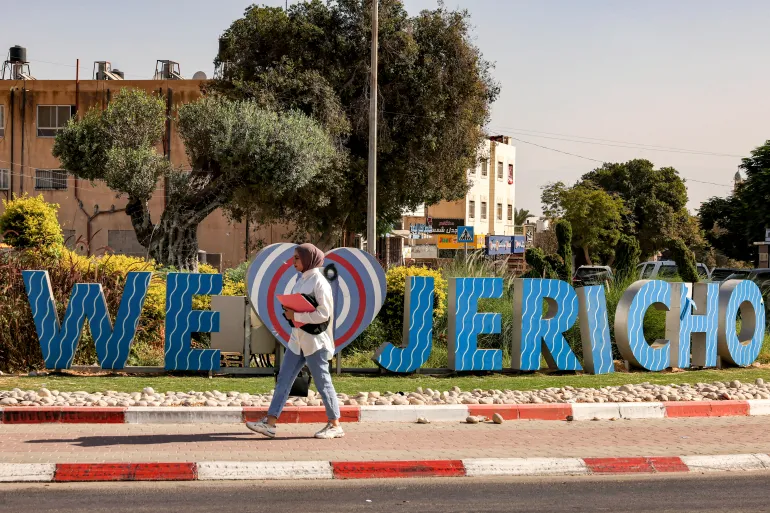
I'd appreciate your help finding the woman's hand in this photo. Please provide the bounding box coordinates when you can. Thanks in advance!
[284,308,296,321]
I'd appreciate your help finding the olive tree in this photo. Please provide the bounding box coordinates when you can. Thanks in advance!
[54,89,336,269]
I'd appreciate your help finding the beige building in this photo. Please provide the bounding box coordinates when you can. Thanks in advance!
[0,63,291,269]
[403,135,516,255]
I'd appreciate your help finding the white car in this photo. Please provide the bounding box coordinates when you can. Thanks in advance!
[636,260,710,281]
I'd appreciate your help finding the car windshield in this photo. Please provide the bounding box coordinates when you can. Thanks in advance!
[750,271,770,283]
[658,264,679,278]
[697,265,709,278]
[575,268,608,278]
[712,269,740,281]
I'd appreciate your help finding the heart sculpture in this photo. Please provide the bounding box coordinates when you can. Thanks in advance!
[246,243,386,354]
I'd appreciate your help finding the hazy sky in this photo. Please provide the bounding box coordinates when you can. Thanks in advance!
[5,0,769,214]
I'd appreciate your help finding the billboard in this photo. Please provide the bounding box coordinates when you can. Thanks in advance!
[430,218,464,235]
[513,235,526,253]
[436,234,485,249]
[486,235,513,255]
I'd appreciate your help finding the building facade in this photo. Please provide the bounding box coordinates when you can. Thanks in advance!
[403,135,516,255]
[0,78,291,269]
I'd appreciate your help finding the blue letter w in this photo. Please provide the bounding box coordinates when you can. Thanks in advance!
[23,270,152,370]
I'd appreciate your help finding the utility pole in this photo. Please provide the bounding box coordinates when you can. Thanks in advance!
[366,0,378,255]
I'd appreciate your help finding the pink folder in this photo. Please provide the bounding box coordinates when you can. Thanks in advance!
[277,294,316,313]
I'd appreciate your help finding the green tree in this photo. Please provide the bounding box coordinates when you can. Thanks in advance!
[581,159,689,259]
[557,184,625,265]
[668,238,699,283]
[0,194,64,257]
[524,247,557,279]
[211,0,499,246]
[514,208,531,225]
[53,90,335,270]
[699,195,751,262]
[555,219,573,282]
[540,181,567,219]
[614,235,641,281]
[700,141,770,263]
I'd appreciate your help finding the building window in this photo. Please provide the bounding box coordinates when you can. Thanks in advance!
[497,161,503,180]
[481,201,487,220]
[508,163,514,184]
[0,105,4,137]
[468,200,475,219]
[468,166,476,176]
[507,204,513,221]
[35,169,68,190]
[497,203,503,221]
[481,160,488,177]
[37,105,75,137]
[0,169,8,190]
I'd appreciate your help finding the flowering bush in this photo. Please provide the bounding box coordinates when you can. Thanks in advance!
[0,194,64,257]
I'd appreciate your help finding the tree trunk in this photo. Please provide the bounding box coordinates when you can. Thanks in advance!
[582,246,593,266]
[148,213,201,271]
[125,186,228,271]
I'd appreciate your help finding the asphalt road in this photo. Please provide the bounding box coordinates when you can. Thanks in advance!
[2,473,770,512]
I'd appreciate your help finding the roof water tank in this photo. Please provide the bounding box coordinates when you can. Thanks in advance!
[112,69,124,78]
[9,45,26,63]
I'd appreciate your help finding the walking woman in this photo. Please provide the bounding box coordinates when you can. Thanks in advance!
[246,243,344,439]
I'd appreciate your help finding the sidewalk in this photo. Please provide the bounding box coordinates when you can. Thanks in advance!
[4,416,770,481]
[3,415,770,463]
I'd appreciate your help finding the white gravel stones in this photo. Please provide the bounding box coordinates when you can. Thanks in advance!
[2,378,770,407]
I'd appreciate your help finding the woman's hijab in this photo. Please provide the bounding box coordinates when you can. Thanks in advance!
[296,243,325,271]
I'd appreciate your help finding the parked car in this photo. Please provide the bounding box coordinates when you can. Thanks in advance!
[724,268,770,293]
[636,260,711,281]
[573,266,614,287]
[710,268,750,282]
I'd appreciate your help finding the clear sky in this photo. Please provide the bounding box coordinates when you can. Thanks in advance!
[5,0,769,214]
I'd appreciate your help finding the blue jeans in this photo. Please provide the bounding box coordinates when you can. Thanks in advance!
[267,348,341,421]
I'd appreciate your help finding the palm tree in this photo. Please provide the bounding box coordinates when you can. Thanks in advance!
[514,208,531,225]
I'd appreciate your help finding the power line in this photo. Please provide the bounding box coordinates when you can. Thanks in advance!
[506,135,733,188]
[488,126,743,158]
[0,165,165,195]
[507,135,604,163]
[382,110,743,158]
[487,125,744,157]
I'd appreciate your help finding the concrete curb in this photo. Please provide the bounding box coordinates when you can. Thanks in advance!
[3,400,770,424]
[2,454,770,482]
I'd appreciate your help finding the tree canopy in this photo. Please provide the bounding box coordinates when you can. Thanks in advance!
[514,208,531,226]
[557,184,625,265]
[699,140,770,263]
[581,159,689,259]
[53,89,335,269]
[210,0,499,245]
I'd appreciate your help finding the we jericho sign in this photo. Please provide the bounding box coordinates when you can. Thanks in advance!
[22,244,766,374]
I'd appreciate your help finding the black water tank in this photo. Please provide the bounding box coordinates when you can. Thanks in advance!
[218,36,228,60]
[112,69,124,78]
[9,45,26,63]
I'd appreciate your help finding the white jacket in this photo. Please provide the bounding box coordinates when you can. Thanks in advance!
[288,267,335,358]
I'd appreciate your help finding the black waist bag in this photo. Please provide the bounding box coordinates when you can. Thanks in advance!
[276,366,312,397]
[283,293,329,335]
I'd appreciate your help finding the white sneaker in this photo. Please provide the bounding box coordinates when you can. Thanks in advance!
[246,418,276,438]
[315,422,345,439]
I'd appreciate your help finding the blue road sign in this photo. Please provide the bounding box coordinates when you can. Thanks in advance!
[457,226,475,244]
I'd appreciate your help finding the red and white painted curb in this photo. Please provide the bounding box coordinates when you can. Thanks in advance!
[3,454,770,482]
[1,399,768,424]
